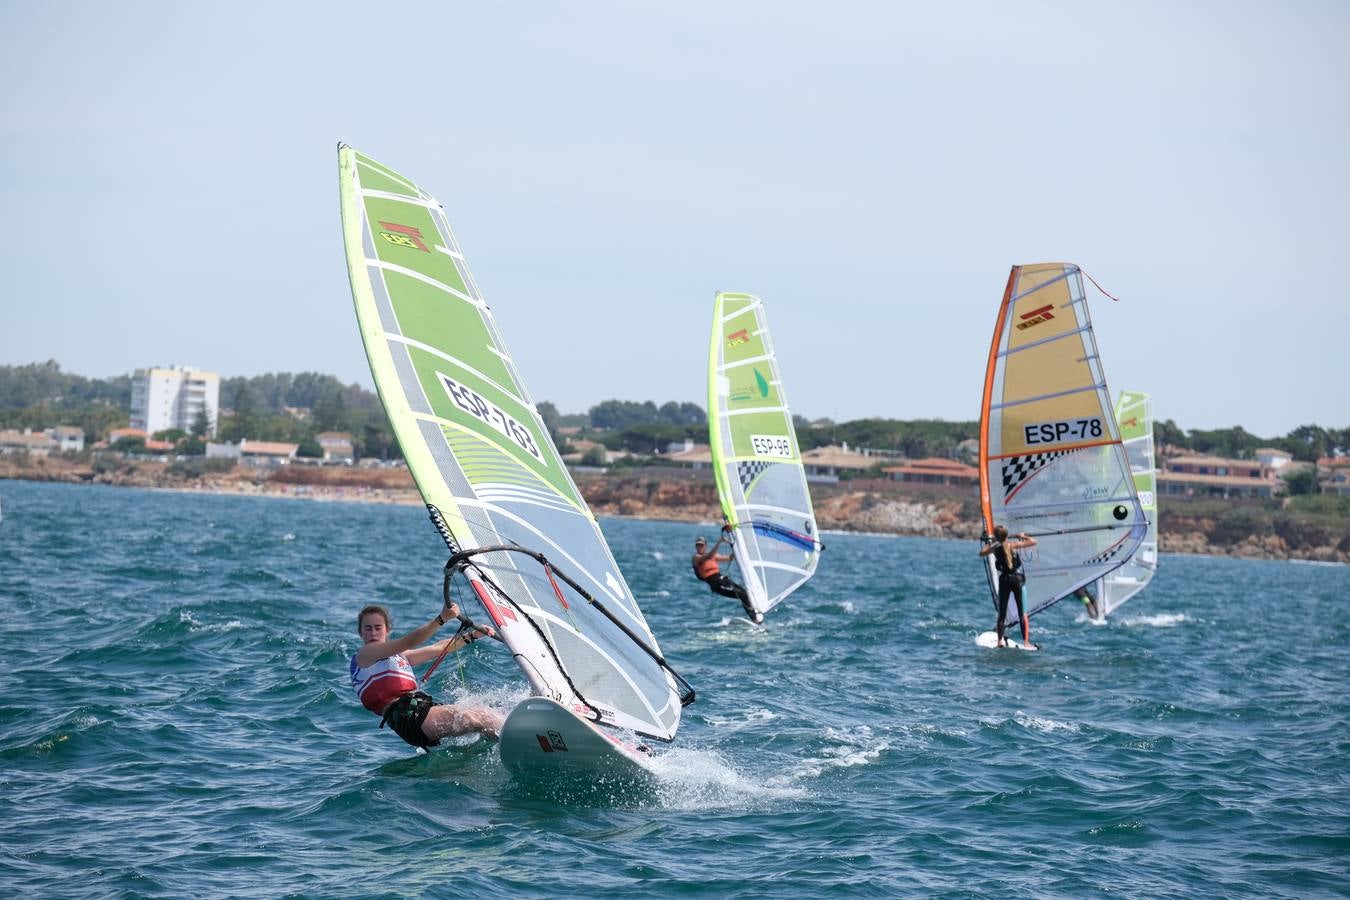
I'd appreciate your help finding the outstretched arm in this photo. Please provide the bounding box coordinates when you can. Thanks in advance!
[404,622,495,665]
[354,600,463,668]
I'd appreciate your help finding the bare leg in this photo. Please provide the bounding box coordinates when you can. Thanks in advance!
[422,704,504,742]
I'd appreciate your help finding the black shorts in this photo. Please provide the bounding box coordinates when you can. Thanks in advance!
[380,690,441,749]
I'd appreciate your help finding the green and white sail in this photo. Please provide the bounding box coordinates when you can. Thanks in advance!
[707,292,821,618]
[338,146,684,741]
[1095,391,1158,617]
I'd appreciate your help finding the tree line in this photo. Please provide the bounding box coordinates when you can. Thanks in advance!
[2,362,1345,464]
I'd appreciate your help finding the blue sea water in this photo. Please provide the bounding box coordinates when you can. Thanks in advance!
[0,479,1347,898]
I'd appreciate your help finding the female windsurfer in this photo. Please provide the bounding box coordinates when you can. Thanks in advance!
[692,532,761,624]
[350,601,504,749]
[979,524,1037,648]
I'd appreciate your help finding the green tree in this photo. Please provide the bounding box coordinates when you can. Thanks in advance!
[221,383,260,441]
[1282,466,1318,496]
[110,436,146,454]
[590,399,659,430]
[313,388,347,432]
[1154,418,1187,451]
[537,400,562,444]
[190,405,214,439]
[1283,424,1331,462]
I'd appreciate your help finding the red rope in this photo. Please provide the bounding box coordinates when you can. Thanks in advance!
[1082,269,1122,302]
[420,626,457,686]
[544,563,569,610]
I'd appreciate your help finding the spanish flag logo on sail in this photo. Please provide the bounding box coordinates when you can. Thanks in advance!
[377,221,430,252]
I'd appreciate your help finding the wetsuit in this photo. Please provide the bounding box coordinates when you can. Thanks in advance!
[991,541,1027,639]
[1075,585,1101,619]
[349,652,442,749]
[693,549,759,621]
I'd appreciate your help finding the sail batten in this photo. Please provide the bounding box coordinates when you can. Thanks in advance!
[979,264,1147,627]
[339,145,682,741]
[708,292,820,618]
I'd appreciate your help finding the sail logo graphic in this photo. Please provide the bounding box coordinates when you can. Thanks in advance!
[1120,416,1139,429]
[726,329,751,348]
[730,368,771,403]
[377,221,430,252]
[1016,304,1055,331]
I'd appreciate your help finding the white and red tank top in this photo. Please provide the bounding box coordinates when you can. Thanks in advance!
[349,652,418,714]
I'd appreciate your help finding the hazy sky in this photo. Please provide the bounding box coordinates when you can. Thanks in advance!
[2,1,1346,437]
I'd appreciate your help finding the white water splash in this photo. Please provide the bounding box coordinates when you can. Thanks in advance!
[648,746,809,809]
[704,708,779,731]
[1120,612,1188,628]
[769,725,889,783]
[649,550,664,561]
[281,532,296,542]
[1013,712,1081,734]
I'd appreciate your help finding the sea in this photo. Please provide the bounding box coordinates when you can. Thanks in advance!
[0,479,1346,898]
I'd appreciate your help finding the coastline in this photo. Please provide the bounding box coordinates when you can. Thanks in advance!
[2,458,1346,564]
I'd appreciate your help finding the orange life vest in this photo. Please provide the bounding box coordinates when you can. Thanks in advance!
[693,553,719,580]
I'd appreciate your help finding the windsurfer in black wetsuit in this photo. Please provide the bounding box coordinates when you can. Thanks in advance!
[979,524,1037,648]
[1074,585,1101,620]
[692,531,762,624]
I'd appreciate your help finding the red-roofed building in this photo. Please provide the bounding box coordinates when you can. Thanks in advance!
[1159,455,1282,499]
[882,457,979,487]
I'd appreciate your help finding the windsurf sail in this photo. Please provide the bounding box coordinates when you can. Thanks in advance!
[338,145,689,742]
[978,264,1147,628]
[707,292,821,618]
[1094,391,1158,617]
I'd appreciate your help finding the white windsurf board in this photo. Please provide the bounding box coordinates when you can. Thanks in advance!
[499,697,658,785]
[976,631,1038,651]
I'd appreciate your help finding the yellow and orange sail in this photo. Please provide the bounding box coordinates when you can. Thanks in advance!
[978,264,1148,625]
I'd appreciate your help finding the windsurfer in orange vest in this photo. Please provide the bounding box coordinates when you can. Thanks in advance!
[349,602,504,749]
[692,530,761,624]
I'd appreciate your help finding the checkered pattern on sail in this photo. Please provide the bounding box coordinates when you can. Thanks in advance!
[738,459,771,493]
[1086,538,1129,566]
[1001,449,1076,501]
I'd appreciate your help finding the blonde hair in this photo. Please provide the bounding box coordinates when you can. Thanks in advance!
[992,525,1013,570]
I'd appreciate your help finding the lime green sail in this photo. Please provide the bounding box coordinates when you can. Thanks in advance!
[707,292,821,618]
[1094,390,1159,617]
[338,146,685,741]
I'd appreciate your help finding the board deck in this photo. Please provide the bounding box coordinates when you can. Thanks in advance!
[499,697,658,785]
[975,631,1038,651]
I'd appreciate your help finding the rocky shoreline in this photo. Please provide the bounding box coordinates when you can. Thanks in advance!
[2,457,1346,564]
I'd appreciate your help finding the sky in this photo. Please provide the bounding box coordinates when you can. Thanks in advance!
[2,1,1346,437]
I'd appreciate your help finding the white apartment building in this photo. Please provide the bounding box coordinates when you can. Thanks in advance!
[130,366,220,438]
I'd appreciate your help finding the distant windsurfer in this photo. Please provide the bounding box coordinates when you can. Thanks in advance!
[1074,585,1101,620]
[350,601,504,749]
[979,525,1037,648]
[692,532,762,624]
